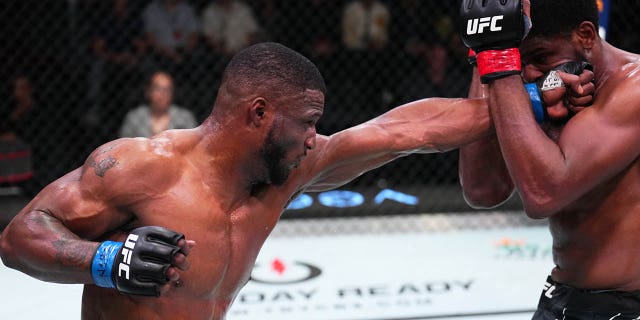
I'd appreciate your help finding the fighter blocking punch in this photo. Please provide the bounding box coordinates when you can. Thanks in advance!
[459,0,640,318]
[92,226,185,296]
[460,0,529,83]
[461,0,593,122]
[525,61,593,123]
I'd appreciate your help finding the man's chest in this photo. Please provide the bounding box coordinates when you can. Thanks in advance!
[121,184,286,298]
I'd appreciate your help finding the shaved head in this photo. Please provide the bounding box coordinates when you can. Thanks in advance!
[218,42,326,102]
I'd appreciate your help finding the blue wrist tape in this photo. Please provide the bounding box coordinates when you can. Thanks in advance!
[91,241,123,288]
[525,83,545,123]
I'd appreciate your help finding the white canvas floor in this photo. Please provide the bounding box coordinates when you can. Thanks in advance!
[0,212,550,320]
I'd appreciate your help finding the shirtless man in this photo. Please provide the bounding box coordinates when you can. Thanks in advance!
[459,0,640,318]
[0,42,493,319]
[0,42,586,319]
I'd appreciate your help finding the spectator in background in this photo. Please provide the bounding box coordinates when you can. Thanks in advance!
[390,0,469,103]
[252,0,284,44]
[201,0,261,57]
[0,76,45,196]
[195,0,262,119]
[285,0,343,133]
[87,0,146,129]
[340,0,391,122]
[119,71,196,138]
[142,0,199,83]
[295,0,341,61]
[341,0,389,51]
[1,77,37,138]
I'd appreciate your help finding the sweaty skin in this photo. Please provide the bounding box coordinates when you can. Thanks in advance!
[0,91,490,319]
[463,23,640,290]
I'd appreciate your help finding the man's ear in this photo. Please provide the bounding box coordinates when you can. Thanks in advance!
[574,21,597,50]
[249,97,267,127]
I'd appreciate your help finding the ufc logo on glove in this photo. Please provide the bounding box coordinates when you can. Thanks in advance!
[466,15,504,34]
[459,0,528,83]
[118,234,139,280]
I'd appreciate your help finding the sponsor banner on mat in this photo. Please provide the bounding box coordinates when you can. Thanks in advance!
[229,227,553,320]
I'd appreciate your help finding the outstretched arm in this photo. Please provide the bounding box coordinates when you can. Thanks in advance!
[302,97,490,191]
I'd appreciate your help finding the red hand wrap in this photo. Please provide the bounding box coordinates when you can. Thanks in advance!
[476,48,521,78]
[467,49,477,66]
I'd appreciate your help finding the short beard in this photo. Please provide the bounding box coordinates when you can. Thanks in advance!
[260,127,290,186]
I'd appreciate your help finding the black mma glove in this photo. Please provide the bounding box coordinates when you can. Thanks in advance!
[525,61,593,123]
[459,0,530,83]
[91,226,185,297]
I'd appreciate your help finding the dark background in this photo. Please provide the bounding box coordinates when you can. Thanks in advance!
[0,0,637,220]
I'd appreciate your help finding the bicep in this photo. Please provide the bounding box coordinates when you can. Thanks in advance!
[25,168,132,240]
[557,102,640,194]
[31,139,168,239]
[302,127,398,192]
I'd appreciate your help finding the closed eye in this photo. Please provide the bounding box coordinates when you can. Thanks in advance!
[305,118,319,126]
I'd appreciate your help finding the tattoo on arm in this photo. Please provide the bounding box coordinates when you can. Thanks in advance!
[52,240,91,269]
[82,144,119,178]
[90,155,118,178]
[27,211,93,271]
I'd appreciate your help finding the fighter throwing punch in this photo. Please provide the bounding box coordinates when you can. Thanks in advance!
[0,42,591,319]
[459,0,640,319]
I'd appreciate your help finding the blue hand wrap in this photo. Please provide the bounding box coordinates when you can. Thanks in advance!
[525,83,545,123]
[91,241,123,288]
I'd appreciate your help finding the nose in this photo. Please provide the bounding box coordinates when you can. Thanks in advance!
[304,132,316,150]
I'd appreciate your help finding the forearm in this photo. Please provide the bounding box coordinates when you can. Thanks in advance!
[459,68,514,208]
[371,97,492,154]
[489,76,569,216]
[306,97,490,192]
[459,135,514,208]
[0,209,99,284]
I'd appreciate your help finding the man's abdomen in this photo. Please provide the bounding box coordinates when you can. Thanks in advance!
[82,285,222,320]
[549,168,640,291]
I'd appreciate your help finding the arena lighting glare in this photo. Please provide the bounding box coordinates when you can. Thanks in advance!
[598,0,611,39]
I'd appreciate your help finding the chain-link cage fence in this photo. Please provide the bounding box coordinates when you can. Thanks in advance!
[1,0,638,220]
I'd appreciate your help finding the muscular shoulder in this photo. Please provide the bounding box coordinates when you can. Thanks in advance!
[597,62,640,119]
[79,136,185,203]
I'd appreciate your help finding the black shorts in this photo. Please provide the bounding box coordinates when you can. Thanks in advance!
[533,276,640,320]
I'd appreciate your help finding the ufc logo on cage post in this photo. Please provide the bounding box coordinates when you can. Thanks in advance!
[466,15,504,34]
[118,234,139,280]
